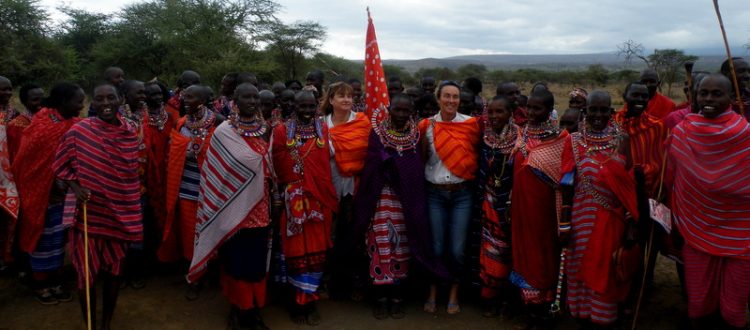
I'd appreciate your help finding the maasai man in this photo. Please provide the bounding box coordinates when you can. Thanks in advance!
[613,82,668,198]
[7,83,43,160]
[665,72,709,129]
[305,70,325,99]
[286,80,303,93]
[496,82,526,126]
[87,67,125,117]
[0,76,18,123]
[416,94,439,119]
[214,72,238,117]
[567,91,639,327]
[640,68,676,120]
[405,87,425,104]
[421,76,436,95]
[14,83,83,305]
[458,90,476,116]
[348,79,366,113]
[259,90,282,127]
[188,83,273,330]
[387,77,404,100]
[279,89,296,120]
[720,57,750,120]
[419,81,480,315]
[167,70,201,118]
[477,96,519,316]
[352,94,447,319]
[271,91,337,326]
[321,82,371,299]
[160,85,223,265]
[509,89,575,329]
[53,84,141,329]
[668,74,750,330]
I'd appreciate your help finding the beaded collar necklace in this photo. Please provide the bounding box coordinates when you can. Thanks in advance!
[517,120,560,157]
[185,105,216,159]
[579,122,620,154]
[483,121,518,154]
[148,105,168,131]
[376,118,419,156]
[228,111,268,137]
[1,105,16,124]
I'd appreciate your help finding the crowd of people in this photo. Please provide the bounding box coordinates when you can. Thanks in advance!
[0,56,749,330]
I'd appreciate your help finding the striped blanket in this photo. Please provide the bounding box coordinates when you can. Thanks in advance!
[670,110,750,259]
[187,121,270,282]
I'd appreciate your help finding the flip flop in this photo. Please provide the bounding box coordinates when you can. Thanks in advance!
[423,299,437,314]
[447,302,461,315]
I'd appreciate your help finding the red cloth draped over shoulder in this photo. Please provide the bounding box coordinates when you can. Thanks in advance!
[418,117,481,180]
[13,108,80,253]
[645,92,676,119]
[7,114,31,162]
[144,112,177,229]
[669,110,750,259]
[614,108,668,197]
[328,112,371,177]
[579,155,639,301]
[159,117,215,261]
[271,124,338,213]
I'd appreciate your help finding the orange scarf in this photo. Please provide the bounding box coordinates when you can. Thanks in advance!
[419,116,480,180]
[328,112,371,177]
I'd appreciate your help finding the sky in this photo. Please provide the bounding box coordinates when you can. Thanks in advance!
[41,0,750,60]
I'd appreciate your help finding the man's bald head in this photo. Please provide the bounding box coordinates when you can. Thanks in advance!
[259,90,275,102]
[0,76,10,85]
[177,70,201,90]
[185,84,210,103]
[587,90,611,107]
[698,73,732,93]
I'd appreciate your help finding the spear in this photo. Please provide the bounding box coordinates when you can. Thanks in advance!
[712,0,744,116]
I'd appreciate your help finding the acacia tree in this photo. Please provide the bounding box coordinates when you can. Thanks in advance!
[262,21,326,80]
[648,49,698,97]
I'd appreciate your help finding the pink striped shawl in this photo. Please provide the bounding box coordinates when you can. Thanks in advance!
[669,109,750,259]
[187,121,270,282]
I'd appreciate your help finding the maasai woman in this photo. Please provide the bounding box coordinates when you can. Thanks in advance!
[161,85,223,264]
[419,81,480,315]
[188,83,273,330]
[7,83,43,161]
[352,93,447,319]
[510,89,575,329]
[272,91,337,326]
[477,96,519,316]
[53,84,142,330]
[567,91,639,327]
[320,82,370,299]
[14,83,84,305]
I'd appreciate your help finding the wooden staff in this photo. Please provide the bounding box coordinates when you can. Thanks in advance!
[712,0,744,116]
[83,202,92,330]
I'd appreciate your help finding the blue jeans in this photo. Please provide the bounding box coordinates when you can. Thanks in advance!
[427,186,473,279]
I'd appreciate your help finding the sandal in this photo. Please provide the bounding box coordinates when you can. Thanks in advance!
[423,299,437,314]
[447,302,461,315]
[35,288,58,305]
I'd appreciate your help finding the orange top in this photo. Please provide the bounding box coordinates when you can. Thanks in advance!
[328,112,371,177]
[419,116,481,180]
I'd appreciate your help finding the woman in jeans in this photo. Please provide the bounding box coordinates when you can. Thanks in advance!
[418,81,480,314]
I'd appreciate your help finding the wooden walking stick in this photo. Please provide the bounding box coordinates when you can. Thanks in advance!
[83,201,92,330]
[712,0,744,116]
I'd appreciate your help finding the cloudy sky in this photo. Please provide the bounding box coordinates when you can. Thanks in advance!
[43,0,750,59]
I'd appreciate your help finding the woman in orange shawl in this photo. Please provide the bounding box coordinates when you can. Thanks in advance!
[320,82,370,299]
[419,81,480,315]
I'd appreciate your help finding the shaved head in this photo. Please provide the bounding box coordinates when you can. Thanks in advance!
[587,90,611,106]
[698,73,732,93]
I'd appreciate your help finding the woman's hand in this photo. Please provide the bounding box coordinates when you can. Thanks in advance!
[67,181,91,202]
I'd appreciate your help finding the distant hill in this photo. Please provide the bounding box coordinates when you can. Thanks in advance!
[381,51,730,73]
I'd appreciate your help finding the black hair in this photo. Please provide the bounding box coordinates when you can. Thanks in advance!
[19,83,41,105]
[42,82,81,109]
[415,93,438,110]
[286,80,303,88]
[347,78,361,85]
[294,90,317,103]
[529,89,554,110]
[237,72,258,85]
[463,77,483,95]
[720,57,746,77]
[390,92,414,107]
[495,81,517,96]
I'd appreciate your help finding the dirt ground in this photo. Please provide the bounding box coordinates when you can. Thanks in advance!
[0,254,691,330]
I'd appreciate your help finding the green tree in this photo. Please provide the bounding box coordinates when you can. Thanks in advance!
[307,53,363,82]
[456,64,487,81]
[648,49,698,97]
[383,65,414,86]
[584,64,609,86]
[0,0,77,86]
[261,21,326,80]
[414,67,456,82]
